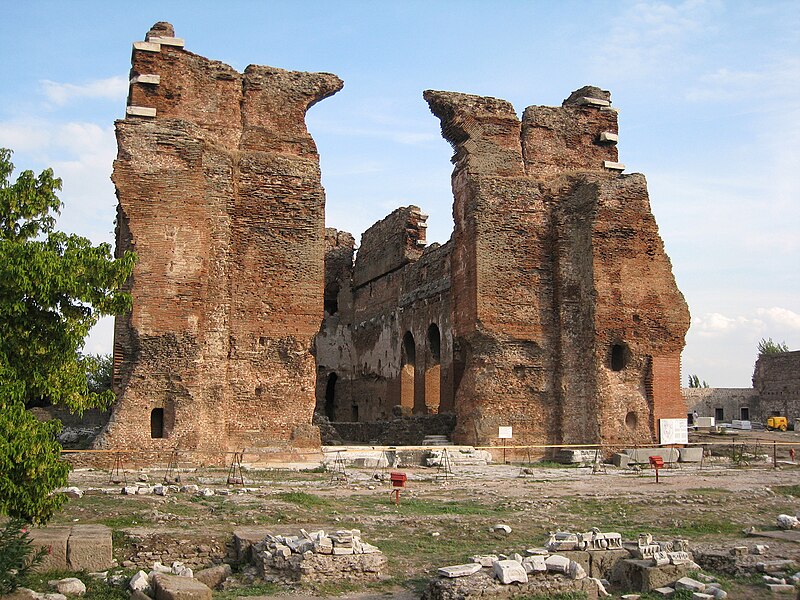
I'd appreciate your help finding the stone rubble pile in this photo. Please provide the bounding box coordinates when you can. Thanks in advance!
[776,513,800,530]
[426,528,751,599]
[126,560,230,598]
[253,528,386,582]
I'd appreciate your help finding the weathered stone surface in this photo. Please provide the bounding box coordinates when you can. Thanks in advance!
[422,568,600,600]
[193,563,232,589]
[152,573,212,600]
[612,559,697,592]
[493,559,528,584]
[29,527,70,571]
[67,525,112,571]
[438,563,482,578]
[98,22,342,459]
[129,570,151,595]
[674,577,706,593]
[51,578,86,596]
[588,548,631,579]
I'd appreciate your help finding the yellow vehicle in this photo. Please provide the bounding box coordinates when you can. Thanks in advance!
[767,416,788,431]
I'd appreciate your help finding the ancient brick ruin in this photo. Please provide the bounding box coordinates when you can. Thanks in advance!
[100,23,690,457]
[319,87,690,449]
[97,23,342,458]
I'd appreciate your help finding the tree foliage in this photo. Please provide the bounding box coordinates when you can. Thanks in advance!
[688,374,709,388]
[0,519,47,595]
[758,337,789,356]
[0,148,135,524]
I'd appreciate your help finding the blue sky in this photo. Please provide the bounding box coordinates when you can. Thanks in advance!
[1,1,798,387]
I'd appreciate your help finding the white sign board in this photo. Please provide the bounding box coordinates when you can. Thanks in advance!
[498,426,513,439]
[659,418,689,445]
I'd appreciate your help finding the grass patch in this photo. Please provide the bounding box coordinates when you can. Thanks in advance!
[775,484,800,496]
[274,491,331,508]
[685,488,733,496]
[18,571,128,600]
[213,581,283,598]
[348,495,502,516]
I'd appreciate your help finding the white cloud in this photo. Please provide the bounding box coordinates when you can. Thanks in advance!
[756,307,800,331]
[685,58,800,103]
[40,76,128,106]
[594,0,720,79]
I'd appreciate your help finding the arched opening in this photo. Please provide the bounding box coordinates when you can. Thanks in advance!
[625,411,637,430]
[324,283,340,315]
[325,372,338,421]
[610,343,628,371]
[150,407,165,439]
[425,323,442,413]
[400,331,416,413]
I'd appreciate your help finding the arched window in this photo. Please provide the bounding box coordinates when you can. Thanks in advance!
[610,343,628,371]
[400,332,416,411]
[425,324,442,412]
[324,372,338,421]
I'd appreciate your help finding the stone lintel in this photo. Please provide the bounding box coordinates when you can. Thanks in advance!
[599,131,619,143]
[601,106,620,114]
[603,161,626,171]
[126,106,157,118]
[576,96,611,108]
[146,35,185,48]
[133,41,161,53]
[130,74,161,85]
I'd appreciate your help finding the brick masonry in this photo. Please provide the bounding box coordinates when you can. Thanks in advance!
[100,24,689,455]
[318,86,690,449]
[96,23,341,460]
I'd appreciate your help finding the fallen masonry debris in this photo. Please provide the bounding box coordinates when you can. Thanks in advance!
[253,529,386,582]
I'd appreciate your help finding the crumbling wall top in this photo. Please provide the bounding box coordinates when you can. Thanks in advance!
[423,90,524,177]
[352,206,428,288]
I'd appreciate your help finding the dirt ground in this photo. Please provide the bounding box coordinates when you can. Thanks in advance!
[46,430,800,599]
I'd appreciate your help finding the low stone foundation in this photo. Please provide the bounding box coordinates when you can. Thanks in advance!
[422,569,600,600]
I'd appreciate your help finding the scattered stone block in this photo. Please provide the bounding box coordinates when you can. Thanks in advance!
[679,447,704,462]
[612,559,697,592]
[521,555,547,573]
[51,577,86,596]
[152,573,212,600]
[758,559,796,573]
[471,554,499,567]
[612,453,631,468]
[194,564,232,589]
[492,560,528,584]
[545,554,571,573]
[777,514,799,529]
[61,487,84,499]
[751,544,769,554]
[653,587,675,597]
[129,571,151,595]
[438,563,482,578]
[569,559,587,580]
[691,593,714,600]
[675,577,706,593]
[491,524,512,534]
[67,525,112,571]
[766,583,795,594]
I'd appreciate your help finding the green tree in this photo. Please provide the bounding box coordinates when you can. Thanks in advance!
[758,337,789,356]
[0,148,135,524]
[688,374,709,388]
[84,353,114,396]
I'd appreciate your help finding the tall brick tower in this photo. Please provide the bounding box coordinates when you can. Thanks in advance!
[96,23,342,460]
[425,86,690,448]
